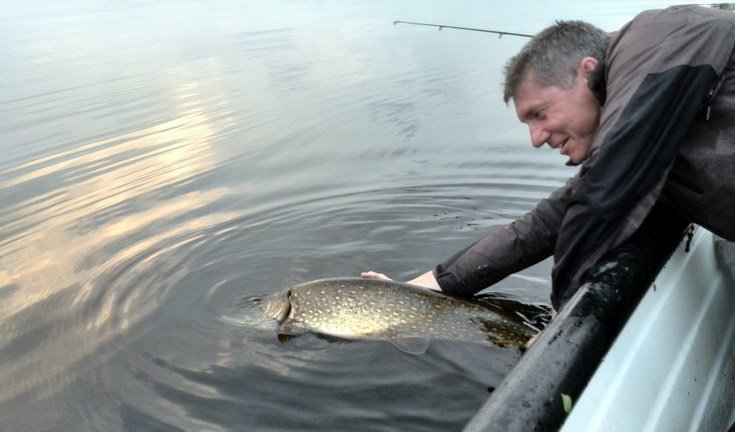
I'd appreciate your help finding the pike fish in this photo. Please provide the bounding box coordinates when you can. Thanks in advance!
[262,278,537,354]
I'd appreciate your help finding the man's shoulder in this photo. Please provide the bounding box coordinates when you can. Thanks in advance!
[607,4,735,75]
[629,5,735,29]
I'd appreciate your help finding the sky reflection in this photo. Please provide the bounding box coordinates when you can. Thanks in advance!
[0,99,233,403]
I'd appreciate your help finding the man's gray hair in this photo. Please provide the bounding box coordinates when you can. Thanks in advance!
[503,20,611,103]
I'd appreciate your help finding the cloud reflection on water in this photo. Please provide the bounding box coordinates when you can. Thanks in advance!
[0,104,235,403]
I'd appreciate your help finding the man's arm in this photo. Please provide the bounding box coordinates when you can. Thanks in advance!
[432,180,572,297]
[406,271,442,291]
[362,180,572,295]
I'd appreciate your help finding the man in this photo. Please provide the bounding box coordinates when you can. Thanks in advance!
[364,5,735,318]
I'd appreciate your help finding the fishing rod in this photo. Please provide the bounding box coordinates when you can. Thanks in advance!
[393,20,533,38]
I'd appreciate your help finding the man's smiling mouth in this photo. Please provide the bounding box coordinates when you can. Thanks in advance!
[559,137,570,154]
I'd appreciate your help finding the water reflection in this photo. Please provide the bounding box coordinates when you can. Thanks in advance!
[0,105,227,405]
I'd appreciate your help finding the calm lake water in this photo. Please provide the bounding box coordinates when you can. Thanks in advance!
[0,1,695,430]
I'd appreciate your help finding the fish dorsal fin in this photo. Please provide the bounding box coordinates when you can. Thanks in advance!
[390,337,430,355]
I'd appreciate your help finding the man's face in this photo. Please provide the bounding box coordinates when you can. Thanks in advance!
[512,60,601,165]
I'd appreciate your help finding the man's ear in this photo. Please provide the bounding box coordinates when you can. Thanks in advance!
[579,57,599,78]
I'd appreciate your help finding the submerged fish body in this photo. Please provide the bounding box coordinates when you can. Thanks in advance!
[262,278,536,353]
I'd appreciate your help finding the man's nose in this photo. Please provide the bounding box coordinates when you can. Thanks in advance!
[529,124,550,148]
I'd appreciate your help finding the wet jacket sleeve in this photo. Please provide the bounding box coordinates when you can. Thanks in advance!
[433,180,573,297]
[551,6,735,309]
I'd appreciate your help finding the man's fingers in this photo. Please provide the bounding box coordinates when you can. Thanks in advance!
[360,271,392,280]
[525,332,540,348]
[525,309,556,348]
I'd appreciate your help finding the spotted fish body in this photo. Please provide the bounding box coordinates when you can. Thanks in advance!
[262,278,536,352]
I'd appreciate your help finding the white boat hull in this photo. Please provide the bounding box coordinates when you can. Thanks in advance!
[561,227,735,431]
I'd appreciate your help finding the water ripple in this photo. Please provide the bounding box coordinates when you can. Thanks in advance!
[0,105,231,408]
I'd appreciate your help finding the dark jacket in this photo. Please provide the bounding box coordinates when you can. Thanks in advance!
[434,6,735,310]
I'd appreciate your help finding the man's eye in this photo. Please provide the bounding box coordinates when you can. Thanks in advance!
[534,111,545,120]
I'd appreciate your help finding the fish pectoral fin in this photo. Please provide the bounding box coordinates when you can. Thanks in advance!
[275,324,309,344]
[390,337,430,355]
[277,333,299,344]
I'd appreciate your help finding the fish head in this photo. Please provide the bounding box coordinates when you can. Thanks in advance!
[261,289,292,323]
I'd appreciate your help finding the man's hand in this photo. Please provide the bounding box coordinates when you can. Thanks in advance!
[360,271,392,280]
[361,270,442,292]
[525,333,541,348]
[525,308,557,348]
